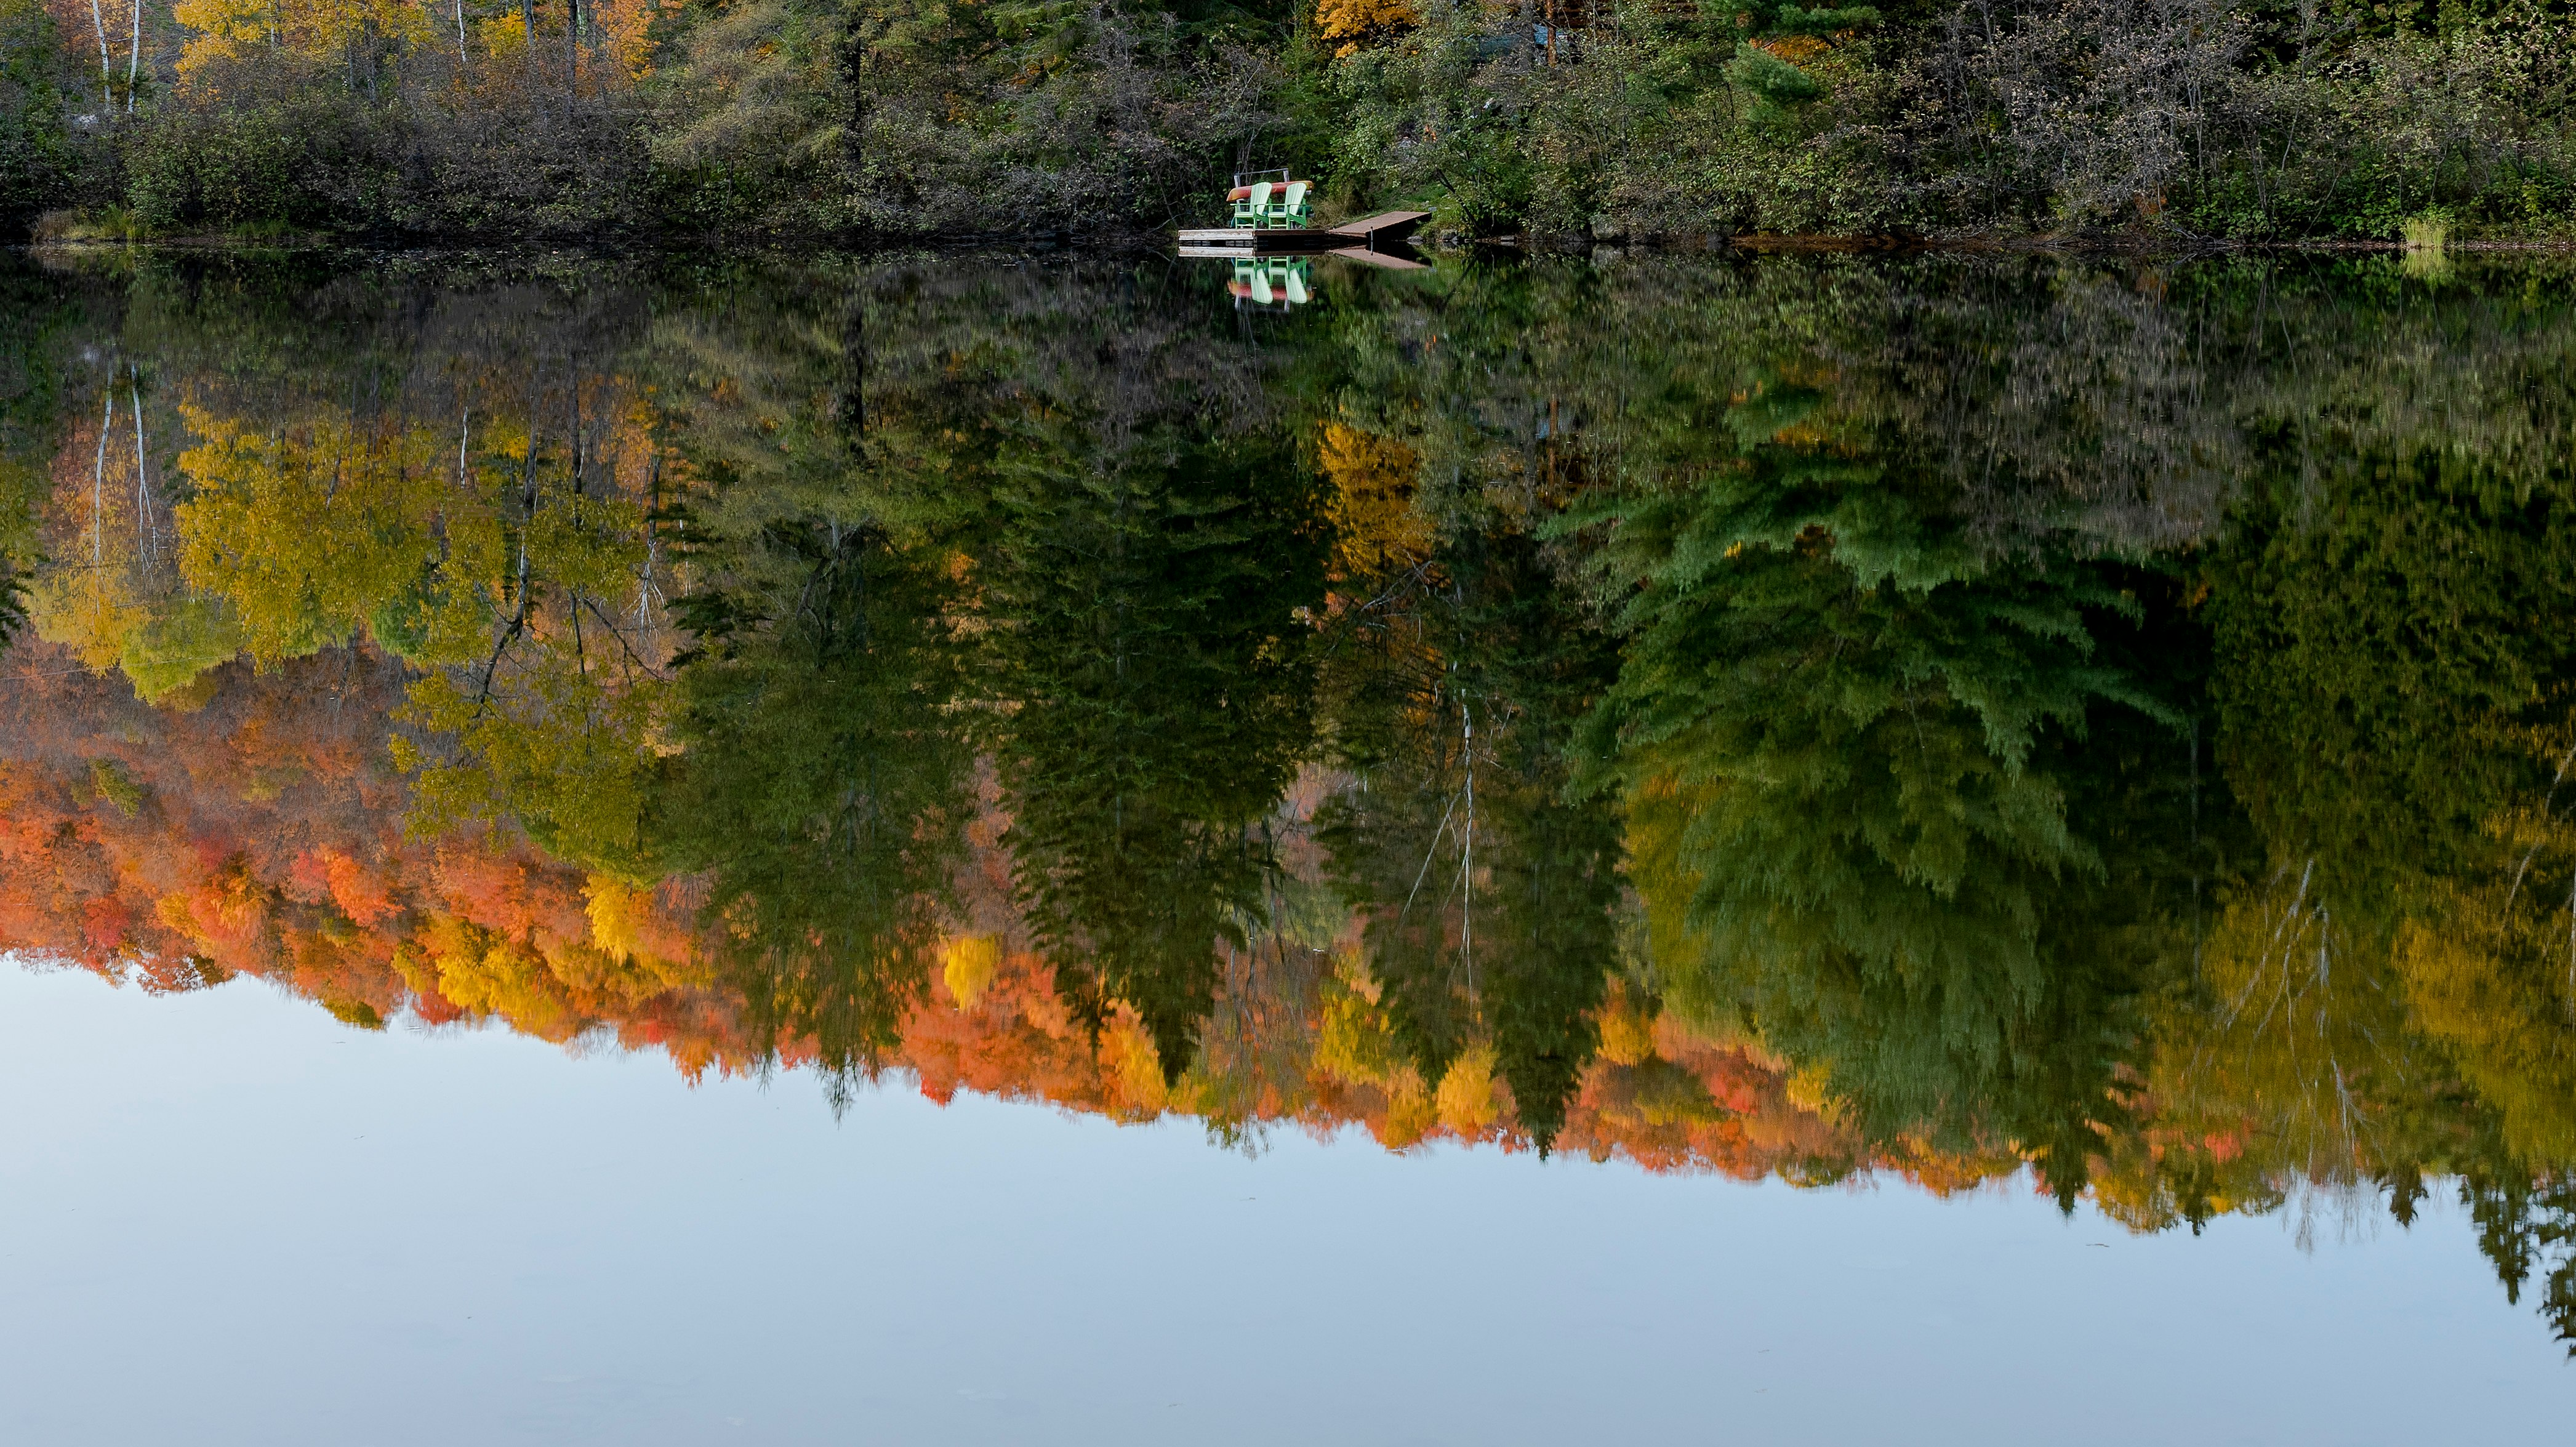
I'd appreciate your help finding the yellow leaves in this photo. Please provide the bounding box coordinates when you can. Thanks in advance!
[174,404,449,666]
[1316,991,1406,1087]
[405,906,695,1040]
[396,652,662,870]
[2393,875,2576,1162]
[1594,984,1660,1065]
[1752,33,1829,63]
[1434,1043,1500,1136]
[1310,954,1446,1146]
[585,872,651,961]
[172,0,433,78]
[119,596,247,707]
[27,564,146,671]
[1318,422,1429,581]
[1783,1062,1842,1121]
[476,12,528,57]
[1099,1010,1172,1115]
[942,932,1002,1008]
[1315,0,1418,56]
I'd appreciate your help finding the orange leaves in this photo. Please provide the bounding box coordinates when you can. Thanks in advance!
[291,846,401,926]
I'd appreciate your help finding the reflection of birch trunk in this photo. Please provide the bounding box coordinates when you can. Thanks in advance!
[130,376,153,563]
[94,383,113,566]
[1460,700,1475,999]
[636,449,660,634]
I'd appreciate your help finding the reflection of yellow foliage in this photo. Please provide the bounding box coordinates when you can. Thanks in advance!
[1623,768,1735,1028]
[174,406,450,665]
[1595,982,1658,1065]
[585,874,651,963]
[1101,1012,1170,1114]
[1315,953,1413,1087]
[28,566,146,670]
[1783,1062,1842,1121]
[119,596,245,705]
[1435,1043,1499,1135]
[395,645,661,870]
[1381,1089,1438,1148]
[1319,423,1429,579]
[942,934,1001,1008]
[1316,0,1418,55]
[406,909,694,1040]
[2396,900,2576,1163]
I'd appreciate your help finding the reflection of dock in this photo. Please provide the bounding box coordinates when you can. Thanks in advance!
[1178,210,1432,259]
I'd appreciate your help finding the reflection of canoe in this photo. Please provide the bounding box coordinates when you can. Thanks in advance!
[1176,210,1431,254]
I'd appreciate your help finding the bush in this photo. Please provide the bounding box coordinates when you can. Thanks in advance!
[126,76,402,234]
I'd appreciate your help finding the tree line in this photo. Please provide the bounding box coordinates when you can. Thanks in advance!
[0,0,2570,241]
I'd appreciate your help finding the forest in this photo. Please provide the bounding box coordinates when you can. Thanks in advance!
[10,248,2576,1345]
[0,0,2571,242]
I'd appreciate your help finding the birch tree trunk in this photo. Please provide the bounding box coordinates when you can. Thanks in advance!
[87,0,111,114]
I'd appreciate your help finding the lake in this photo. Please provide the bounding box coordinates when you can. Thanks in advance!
[1,245,2571,1442]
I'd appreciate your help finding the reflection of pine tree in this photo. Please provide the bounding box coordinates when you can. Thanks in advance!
[1319,521,1624,1152]
[1581,374,2228,1191]
[2462,1128,2576,1356]
[981,428,1327,1081]
[652,522,976,1104]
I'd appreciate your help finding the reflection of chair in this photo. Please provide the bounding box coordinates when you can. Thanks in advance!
[1232,181,1273,228]
[1229,258,1313,308]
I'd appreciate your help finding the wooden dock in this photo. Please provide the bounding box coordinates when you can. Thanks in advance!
[1177,210,1432,255]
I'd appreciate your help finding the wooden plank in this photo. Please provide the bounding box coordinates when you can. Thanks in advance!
[1326,210,1432,240]
[1176,228,1350,251]
[1178,216,1429,251]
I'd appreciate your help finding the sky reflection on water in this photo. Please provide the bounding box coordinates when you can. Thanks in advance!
[1,961,2562,1446]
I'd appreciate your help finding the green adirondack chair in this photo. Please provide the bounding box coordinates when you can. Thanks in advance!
[1267,180,1311,228]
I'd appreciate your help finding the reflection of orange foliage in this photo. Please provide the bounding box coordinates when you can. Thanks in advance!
[0,636,2044,1195]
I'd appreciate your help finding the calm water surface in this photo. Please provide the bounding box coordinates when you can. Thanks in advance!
[1,246,2572,1441]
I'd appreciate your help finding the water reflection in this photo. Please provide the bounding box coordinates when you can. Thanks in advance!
[9,248,2576,1348]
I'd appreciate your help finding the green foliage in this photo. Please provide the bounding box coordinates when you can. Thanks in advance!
[981,427,1328,1079]
[653,523,979,1095]
[126,90,400,234]
[1317,519,1626,1151]
[0,0,75,226]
